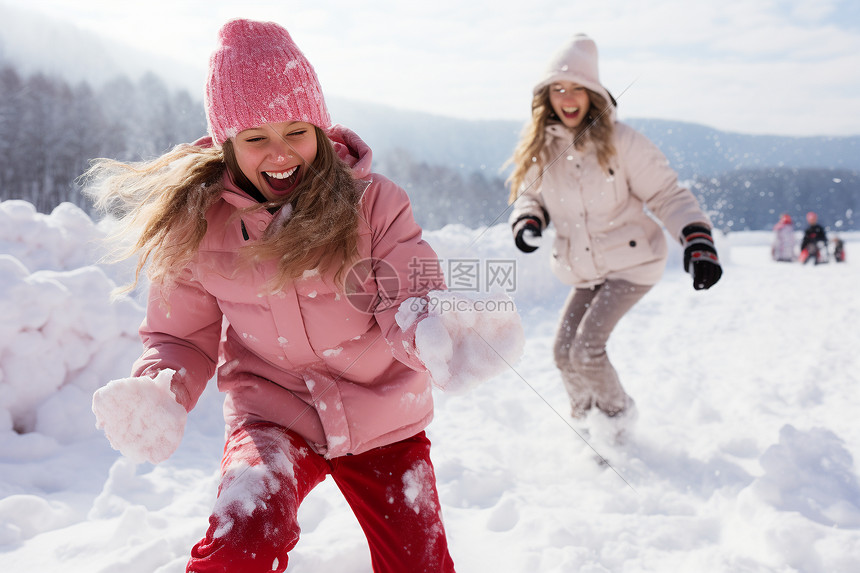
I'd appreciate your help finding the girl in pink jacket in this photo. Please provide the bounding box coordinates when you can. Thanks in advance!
[88,18,521,573]
[507,35,721,435]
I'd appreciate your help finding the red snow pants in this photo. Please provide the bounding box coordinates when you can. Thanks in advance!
[186,422,456,573]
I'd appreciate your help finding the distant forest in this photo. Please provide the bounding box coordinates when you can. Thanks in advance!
[690,168,858,234]
[0,63,205,214]
[0,59,857,232]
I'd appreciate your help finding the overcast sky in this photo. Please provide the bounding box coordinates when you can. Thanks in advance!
[4,0,860,137]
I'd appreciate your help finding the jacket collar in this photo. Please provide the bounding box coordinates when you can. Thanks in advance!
[546,122,573,141]
[218,170,264,210]
[326,124,373,179]
[545,122,607,155]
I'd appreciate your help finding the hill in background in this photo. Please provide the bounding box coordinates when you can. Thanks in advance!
[1,3,857,232]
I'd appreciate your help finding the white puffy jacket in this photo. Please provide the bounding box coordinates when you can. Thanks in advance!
[510,121,711,287]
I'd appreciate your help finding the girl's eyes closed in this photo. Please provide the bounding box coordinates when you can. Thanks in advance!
[551,86,584,94]
[241,127,307,143]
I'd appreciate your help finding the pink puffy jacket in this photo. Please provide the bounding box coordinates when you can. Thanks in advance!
[132,126,445,458]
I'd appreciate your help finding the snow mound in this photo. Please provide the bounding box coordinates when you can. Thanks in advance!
[0,201,143,440]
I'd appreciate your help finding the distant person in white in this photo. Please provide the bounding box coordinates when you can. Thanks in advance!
[506,34,722,435]
[771,213,797,262]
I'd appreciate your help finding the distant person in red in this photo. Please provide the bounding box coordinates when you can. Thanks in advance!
[799,211,828,264]
[771,213,796,262]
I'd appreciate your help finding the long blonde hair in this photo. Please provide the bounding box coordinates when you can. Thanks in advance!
[506,86,616,204]
[83,126,362,293]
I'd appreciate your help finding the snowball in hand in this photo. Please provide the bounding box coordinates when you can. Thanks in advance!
[91,369,187,464]
[403,290,525,394]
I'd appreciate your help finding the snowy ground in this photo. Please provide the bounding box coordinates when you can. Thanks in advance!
[1,199,859,573]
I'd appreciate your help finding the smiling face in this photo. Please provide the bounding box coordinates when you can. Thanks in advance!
[231,121,318,202]
[548,81,591,130]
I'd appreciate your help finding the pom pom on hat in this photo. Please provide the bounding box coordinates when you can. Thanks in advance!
[534,34,614,111]
[205,18,331,146]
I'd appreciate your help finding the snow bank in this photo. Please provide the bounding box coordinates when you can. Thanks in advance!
[0,201,144,440]
[2,199,860,573]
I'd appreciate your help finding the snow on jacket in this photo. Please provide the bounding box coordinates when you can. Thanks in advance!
[510,121,711,287]
[132,125,446,459]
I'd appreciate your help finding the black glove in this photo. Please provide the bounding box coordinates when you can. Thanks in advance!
[513,216,543,253]
[681,224,722,290]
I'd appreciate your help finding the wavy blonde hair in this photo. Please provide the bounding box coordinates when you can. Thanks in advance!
[506,86,616,204]
[83,127,362,294]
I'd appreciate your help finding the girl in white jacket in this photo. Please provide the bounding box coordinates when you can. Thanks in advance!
[507,34,722,427]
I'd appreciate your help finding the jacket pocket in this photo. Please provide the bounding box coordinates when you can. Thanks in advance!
[550,235,579,283]
[600,224,657,271]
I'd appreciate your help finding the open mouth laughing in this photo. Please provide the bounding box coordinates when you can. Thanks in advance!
[262,165,301,195]
[561,106,580,119]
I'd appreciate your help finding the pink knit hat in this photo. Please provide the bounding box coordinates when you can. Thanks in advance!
[205,18,331,146]
[534,34,615,112]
